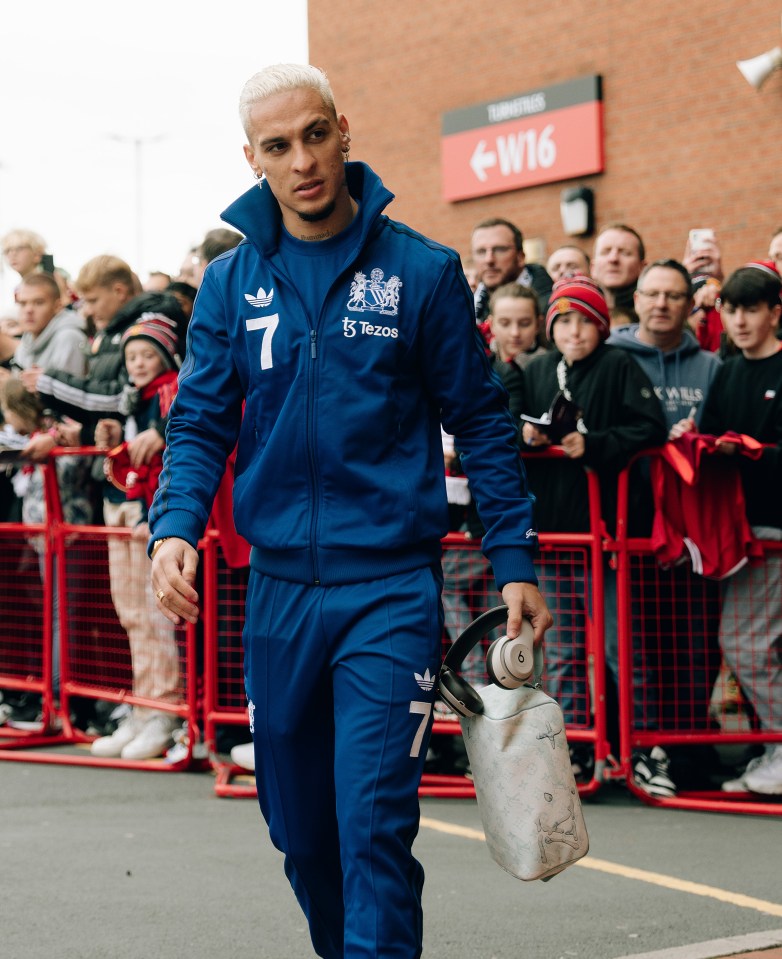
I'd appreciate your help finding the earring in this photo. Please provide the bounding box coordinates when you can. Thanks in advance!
[342,134,351,163]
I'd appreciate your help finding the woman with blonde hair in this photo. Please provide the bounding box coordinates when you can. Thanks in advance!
[2,228,47,283]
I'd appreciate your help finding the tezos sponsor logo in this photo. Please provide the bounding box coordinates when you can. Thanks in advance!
[343,317,398,339]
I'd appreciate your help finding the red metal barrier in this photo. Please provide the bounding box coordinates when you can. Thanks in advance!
[199,533,256,797]
[0,523,55,735]
[615,451,782,815]
[206,449,611,800]
[528,449,612,796]
[7,444,777,813]
[0,449,200,770]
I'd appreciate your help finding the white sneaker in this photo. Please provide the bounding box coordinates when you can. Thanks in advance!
[742,745,782,795]
[230,741,255,772]
[91,712,140,757]
[164,722,209,764]
[121,713,176,761]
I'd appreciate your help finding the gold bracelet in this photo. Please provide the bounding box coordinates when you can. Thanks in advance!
[150,537,173,559]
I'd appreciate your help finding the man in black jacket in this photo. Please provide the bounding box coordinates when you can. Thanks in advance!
[22,255,184,453]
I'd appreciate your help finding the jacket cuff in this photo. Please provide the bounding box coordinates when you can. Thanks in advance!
[485,545,539,591]
[147,509,203,557]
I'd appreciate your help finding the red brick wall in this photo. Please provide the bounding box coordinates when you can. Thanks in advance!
[309,0,782,272]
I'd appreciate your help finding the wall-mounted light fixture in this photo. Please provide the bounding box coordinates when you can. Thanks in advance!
[737,18,782,89]
[737,46,782,89]
[560,186,595,237]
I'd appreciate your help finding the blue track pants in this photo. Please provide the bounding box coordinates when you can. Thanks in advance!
[242,565,443,958]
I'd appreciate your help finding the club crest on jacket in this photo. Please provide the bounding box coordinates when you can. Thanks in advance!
[347,268,402,316]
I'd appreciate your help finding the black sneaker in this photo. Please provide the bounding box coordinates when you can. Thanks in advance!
[632,746,677,798]
[0,693,42,728]
[569,745,595,784]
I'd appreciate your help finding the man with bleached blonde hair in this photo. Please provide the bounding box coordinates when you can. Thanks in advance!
[149,62,551,959]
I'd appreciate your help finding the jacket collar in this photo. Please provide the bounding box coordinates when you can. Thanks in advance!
[220,161,395,258]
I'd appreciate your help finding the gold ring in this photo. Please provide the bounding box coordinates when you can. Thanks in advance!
[156,589,166,603]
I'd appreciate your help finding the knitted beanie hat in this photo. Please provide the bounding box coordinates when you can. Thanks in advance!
[743,259,781,281]
[545,273,610,341]
[121,312,180,370]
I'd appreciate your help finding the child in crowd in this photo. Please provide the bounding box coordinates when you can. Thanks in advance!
[695,263,782,795]
[0,379,92,721]
[520,274,668,791]
[90,314,182,760]
[488,283,547,371]
[521,274,666,534]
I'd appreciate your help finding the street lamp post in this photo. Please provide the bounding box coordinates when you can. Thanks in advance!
[107,133,166,274]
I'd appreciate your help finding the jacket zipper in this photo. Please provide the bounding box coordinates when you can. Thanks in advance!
[267,249,364,587]
[307,329,320,585]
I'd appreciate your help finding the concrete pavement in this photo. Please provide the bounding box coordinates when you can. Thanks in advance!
[2,758,780,959]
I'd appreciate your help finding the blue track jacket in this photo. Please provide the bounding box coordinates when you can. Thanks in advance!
[149,163,538,589]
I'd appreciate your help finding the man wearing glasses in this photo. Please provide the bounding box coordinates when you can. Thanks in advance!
[610,258,721,435]
[470,217,553,323]
[609,257,723,797]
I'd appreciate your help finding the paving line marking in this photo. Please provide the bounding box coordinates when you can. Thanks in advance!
[419,816,782,918]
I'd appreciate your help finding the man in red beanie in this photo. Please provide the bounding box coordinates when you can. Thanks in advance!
[520,273,668,791]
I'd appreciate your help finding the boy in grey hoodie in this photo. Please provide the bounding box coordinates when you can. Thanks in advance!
[12,273,86,378]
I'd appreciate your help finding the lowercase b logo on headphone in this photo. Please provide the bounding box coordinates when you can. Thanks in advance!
[438,606,535,718]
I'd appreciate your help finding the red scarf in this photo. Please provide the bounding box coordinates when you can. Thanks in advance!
[139,369,178,417]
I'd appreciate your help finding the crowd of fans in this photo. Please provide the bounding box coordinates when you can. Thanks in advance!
[0,225,243,759]
[0,215,780,795]
[449,217,782,798]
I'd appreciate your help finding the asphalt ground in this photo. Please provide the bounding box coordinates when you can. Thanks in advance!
[2,757,781,959]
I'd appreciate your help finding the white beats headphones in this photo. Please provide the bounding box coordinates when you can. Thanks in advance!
[438,606,540,718]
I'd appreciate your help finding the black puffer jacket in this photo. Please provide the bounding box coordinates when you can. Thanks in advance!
[35,291,185,442]
[520,344,666,535]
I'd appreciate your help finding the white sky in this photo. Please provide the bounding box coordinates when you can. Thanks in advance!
[0,0,308,311]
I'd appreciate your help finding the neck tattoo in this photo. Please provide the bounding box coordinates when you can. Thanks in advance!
[301,229,333,242]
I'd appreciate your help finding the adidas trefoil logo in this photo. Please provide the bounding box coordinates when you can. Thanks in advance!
[244,286,274,308]
[415,668,435,692]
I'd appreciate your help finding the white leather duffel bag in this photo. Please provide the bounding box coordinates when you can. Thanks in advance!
[439,606,589,882]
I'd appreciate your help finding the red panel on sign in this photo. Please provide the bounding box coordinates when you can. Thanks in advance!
[441,101,603,202]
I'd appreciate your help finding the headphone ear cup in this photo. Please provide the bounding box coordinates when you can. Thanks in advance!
[485,636,505,687]
[438,666,483,718]
[486,633,533,690]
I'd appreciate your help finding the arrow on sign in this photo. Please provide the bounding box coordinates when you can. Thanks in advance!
[470,140,497,181]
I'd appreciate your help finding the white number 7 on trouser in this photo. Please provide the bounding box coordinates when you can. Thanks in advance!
[409,701,432,758]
